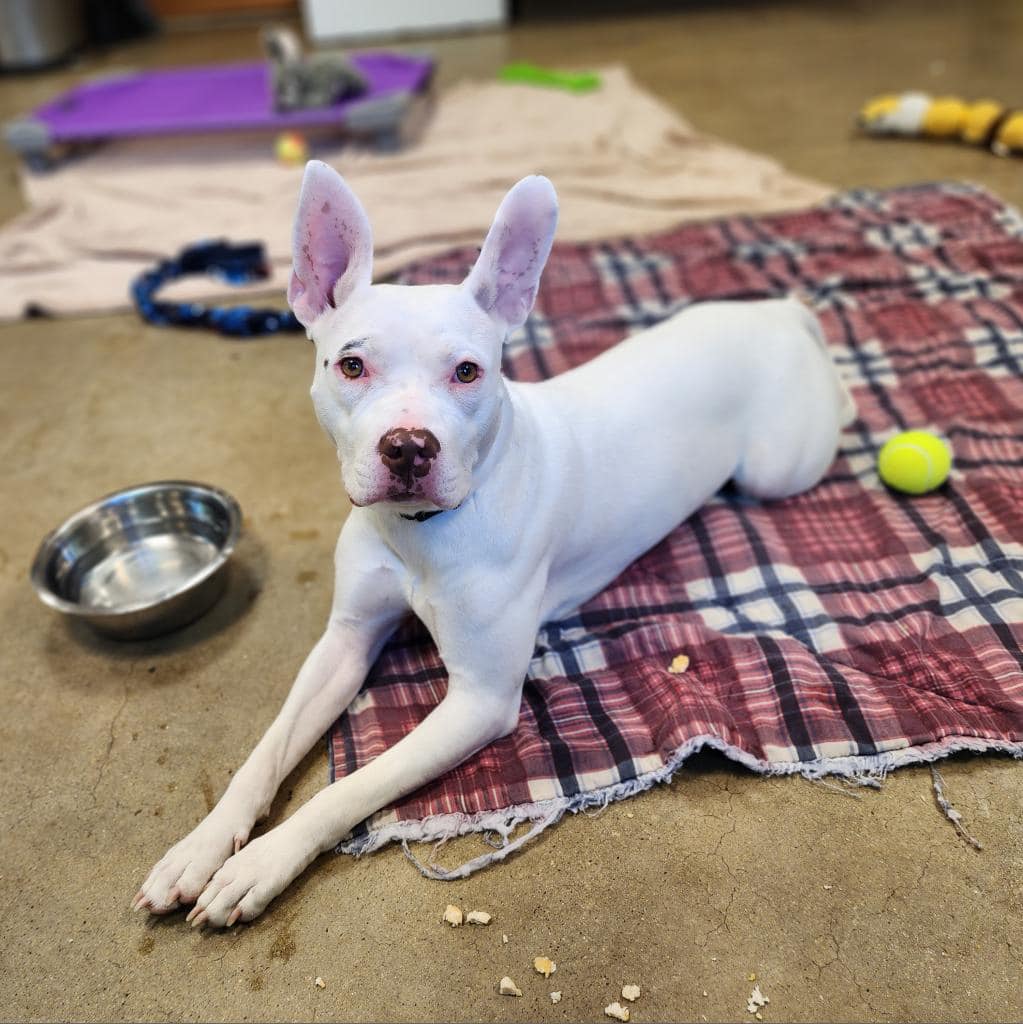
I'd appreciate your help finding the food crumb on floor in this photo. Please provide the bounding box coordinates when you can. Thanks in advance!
[550,991,562,1004]
[502,934,509,944]
[747,983,769,1015]
[605,1000,630,1021]
[622,984,641,1002]
[499,976,523,997]
[442,904,463,927]
[534,956,556,978]
[466,910,492,925]
[314,977,325,989]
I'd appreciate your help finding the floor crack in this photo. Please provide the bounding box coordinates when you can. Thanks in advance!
[882,845,936,914]
[93,672,132,805]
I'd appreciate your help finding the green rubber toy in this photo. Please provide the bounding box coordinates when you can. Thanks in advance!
[498,62,602,93]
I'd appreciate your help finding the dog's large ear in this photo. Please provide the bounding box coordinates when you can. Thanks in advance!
[464,175,558,331]
[288,160,373,327]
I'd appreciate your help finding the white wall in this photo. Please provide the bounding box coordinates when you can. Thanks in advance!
[302,0,507,42]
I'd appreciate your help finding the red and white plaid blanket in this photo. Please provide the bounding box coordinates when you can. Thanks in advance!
[329,183,1023,876]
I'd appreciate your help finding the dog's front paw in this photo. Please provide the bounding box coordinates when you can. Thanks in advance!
[185,826,313,928]
[132,811,252,915]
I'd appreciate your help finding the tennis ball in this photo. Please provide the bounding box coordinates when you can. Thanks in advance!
[878,430,952,494]
[275,131,308,166]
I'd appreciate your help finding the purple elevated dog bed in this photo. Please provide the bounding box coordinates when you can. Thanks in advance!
[5,52,434,165]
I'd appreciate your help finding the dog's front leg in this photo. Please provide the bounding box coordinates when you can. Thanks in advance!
[134,520,407,915]
[132,628,369,915]
[185,579,543,927]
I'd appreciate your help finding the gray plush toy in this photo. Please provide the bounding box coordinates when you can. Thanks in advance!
[262,25,367,112]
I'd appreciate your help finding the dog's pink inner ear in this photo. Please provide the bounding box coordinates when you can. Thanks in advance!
[466,176,558,332]
[288,239,350,315]
[471,231,537,321]
[289,161,372,327]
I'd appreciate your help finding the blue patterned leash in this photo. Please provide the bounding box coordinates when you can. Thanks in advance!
[132,240,303,337]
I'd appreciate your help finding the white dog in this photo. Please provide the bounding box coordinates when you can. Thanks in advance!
[134,162,852,926]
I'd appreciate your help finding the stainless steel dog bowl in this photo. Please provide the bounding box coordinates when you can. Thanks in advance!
[31,481,241,640]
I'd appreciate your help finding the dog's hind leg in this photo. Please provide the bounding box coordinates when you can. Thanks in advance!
[732,423,842,501]
[732,338,848,500]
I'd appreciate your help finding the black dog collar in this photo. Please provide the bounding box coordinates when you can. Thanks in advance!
[399,509,445,522]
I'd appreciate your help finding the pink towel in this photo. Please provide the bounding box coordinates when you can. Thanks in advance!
[0,66,828,319]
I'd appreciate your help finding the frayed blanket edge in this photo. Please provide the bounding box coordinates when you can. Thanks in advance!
[334,732,1023,879]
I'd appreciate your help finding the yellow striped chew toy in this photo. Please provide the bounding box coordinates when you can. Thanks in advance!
[860,92,1023,157]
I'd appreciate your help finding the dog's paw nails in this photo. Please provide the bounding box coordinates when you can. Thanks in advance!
[227,907,243,928]
[233,834,247,855]
[188,909,208,929]
[135,812,254,922]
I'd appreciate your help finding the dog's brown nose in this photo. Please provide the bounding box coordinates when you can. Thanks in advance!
[377,427,441,488]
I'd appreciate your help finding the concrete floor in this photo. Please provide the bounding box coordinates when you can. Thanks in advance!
[2,2,1022,1021]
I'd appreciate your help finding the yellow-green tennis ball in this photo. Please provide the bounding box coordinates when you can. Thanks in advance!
[275,131,308,166]
[878,430,952,495]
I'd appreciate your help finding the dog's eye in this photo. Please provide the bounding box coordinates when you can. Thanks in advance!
[339,357,364,379]
[454,361,479,384]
